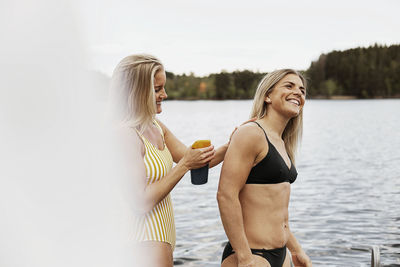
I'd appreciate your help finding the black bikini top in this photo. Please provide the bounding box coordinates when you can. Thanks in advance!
[246,122,297,184]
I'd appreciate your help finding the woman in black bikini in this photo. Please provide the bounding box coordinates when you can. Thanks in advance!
[217,69,312,267]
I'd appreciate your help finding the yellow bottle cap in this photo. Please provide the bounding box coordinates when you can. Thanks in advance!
[191,140,211,149]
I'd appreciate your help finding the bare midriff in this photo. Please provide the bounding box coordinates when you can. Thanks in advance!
[239,183,291,249]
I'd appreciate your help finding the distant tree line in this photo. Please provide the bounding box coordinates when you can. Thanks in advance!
[165,70,265,100]
[306,44,400,98]
[94,44,399,100]
[164,44,400,99]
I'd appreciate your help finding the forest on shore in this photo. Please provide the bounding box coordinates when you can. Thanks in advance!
[163,44,400,99]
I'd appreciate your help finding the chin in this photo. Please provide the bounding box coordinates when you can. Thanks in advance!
[290,113,300,119]
[285,108,300,118]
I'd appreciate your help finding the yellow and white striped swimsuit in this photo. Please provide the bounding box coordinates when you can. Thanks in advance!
[134,120,176,249]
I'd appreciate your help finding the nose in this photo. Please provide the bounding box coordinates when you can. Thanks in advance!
[293,86,302,96]
[161,88,168,99]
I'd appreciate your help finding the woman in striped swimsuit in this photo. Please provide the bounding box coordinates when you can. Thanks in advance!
[111,54,230,266]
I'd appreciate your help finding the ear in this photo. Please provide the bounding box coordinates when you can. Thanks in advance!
[265,96,272,104]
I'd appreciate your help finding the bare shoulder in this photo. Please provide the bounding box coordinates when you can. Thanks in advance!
[154,118,167,133]
[220,123,265,186]
[155,118,178,144]
[230,122,266,149]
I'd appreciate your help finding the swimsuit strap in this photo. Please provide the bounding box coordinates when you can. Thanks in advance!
[134,127,144,139]
[134,120,165,144]
[152,119,164,136]
[251,121,270,143]
[153,119,166,146]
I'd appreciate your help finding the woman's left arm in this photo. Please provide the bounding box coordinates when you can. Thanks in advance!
[286,230,312,267]
[157,119,226,167]
[156,119,188,163]
[157,118,254,168]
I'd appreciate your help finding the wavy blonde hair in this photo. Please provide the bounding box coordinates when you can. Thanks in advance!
[250,69,307,165]
[109,54,163,133]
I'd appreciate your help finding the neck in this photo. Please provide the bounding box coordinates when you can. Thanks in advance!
[260,110,289,138]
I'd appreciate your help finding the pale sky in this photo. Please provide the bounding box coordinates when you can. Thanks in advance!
[0,1,399,266]
[78,0,400,76]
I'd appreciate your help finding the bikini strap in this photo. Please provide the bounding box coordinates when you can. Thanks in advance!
[251,121,270,143]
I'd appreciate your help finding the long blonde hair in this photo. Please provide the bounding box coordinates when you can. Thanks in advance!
[250,69,307,164]
[109,54,163,133]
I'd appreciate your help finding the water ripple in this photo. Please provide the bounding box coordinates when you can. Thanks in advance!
[158,100,400,266]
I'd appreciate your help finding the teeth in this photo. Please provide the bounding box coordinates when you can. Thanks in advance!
[288,99,300,106]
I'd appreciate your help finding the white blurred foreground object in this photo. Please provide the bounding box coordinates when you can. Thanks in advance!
[0,1,142,266]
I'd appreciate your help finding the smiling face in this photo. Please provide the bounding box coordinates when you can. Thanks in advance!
[266,74,306,118]
[153,69,168,114]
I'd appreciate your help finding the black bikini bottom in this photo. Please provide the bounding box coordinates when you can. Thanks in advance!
[221,242,286,267]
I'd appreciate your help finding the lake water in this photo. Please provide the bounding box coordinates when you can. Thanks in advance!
[158,99,400,267]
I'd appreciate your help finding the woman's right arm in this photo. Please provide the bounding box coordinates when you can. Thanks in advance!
[217,125,263,266]
[116,127,213,214]
[138,142,213,213]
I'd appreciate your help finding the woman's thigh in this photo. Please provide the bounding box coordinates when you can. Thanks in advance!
[221,253,271,267]
[134,241,173,267]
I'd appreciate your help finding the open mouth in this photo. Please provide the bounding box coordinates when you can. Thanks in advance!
[287,99,300,106]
